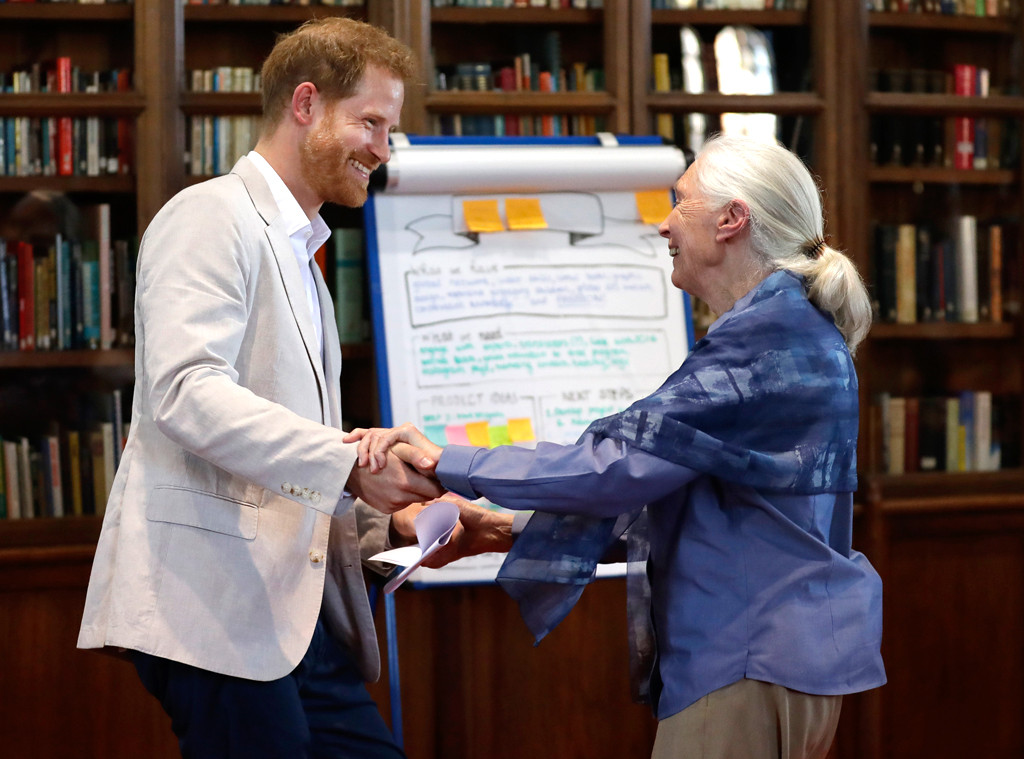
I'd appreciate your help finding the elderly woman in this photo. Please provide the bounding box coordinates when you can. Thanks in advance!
[350,135,886,759]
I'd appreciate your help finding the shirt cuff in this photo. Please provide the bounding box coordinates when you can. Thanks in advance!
[511,510,532,537]
[436,445,483,500]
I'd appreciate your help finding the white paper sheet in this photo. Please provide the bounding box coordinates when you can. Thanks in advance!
[370,500,461,593]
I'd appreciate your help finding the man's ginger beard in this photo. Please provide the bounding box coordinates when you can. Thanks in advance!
[299,107,371,208]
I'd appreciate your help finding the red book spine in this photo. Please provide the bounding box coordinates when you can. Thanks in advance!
[953,64,976,170]
[56,57,74,176]
[16,242,35,351]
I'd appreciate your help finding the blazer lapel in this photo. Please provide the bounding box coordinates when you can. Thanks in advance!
[315,265,344,429]
[231,156,329,419]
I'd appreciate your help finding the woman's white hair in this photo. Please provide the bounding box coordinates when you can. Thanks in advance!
[689,134,871,354]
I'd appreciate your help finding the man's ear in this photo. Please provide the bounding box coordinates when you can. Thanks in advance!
[291,82,318,127]
[716,199,750,243]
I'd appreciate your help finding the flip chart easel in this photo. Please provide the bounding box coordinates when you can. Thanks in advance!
[363,134,691,745]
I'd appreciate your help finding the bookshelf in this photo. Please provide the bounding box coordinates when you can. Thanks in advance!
[4,1,1024,757]
[838,3,1024,758]
[392,0,630,137]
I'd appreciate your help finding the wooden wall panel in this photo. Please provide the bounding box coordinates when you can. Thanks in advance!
[367,578,658,759]
[0,567,178,758]
[882,525,1024,758]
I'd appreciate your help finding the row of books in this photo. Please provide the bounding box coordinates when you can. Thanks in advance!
[437,60,605,95]
[0,206,137,351]
[189,66,260,94]
[0,395,125,520]
[870,114,1018,171]
[186,115,259,177]
[867,0,1015,14]
[650,0,807,8]
[872,391,1017,475]
[872,218,1010,325]
[1,62,131,96]
[0,115,133,178]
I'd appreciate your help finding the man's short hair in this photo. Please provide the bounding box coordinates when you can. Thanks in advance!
[260,17,417,132]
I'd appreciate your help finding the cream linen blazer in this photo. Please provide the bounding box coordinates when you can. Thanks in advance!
[78,156,390,682]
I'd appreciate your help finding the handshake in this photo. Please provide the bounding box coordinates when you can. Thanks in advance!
[343,423,514,569]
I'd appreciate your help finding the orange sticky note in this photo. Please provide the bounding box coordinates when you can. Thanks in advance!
[465,420,491,447]
[462,199,505,233]
[505,197,548,230]
[635,190,672,225]
[508,417,535,442]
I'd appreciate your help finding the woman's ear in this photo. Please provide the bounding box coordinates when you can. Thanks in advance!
[716,199,750,243]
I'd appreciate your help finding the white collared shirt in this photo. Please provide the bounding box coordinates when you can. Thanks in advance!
[247,151,331,356]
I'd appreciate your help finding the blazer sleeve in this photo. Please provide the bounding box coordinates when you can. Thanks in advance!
[134,178,355,515]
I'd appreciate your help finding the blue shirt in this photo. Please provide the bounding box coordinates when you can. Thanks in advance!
[437,436,885,718]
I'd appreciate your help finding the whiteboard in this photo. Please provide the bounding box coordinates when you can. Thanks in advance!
[364,138,691,586]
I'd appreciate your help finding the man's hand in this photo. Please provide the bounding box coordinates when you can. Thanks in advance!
[390,494,514,568]
[346,450,443,515]
[344,423,443,474]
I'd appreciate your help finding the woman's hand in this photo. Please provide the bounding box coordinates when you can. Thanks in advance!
[344,422,443,474]
[389,494,515,567]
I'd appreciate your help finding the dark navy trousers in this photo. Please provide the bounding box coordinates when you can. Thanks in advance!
[132,616,405,759]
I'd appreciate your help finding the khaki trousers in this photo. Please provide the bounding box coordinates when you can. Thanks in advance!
[651,679,842,759]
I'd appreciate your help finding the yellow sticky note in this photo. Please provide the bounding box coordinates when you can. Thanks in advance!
[465,420,491,448]
[462,199,505,233]
[488,425,513,448]
[636,190,672,225]
[508,417,535,443]
[505,197,548,230]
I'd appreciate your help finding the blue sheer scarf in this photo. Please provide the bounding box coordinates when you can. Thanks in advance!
[496,271,860,668]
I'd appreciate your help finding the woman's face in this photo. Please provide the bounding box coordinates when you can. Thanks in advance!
[658,164,723,297]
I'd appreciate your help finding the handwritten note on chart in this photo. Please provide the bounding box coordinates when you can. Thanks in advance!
[371,188,689,447]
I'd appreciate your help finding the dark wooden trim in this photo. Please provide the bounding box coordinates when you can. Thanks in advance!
[183,4,366,23]
[425,90,618,114]
[642,92,824,115]
[0,349,135,369]
[650,9,806,26]
[431,7,601,24]
[0,93,146,118]
[0,175,135,194]
[0,4,133,21]
[868,322,1016,340]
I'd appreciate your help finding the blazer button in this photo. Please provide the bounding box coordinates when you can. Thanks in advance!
[311,492,322,504]
[281,482,292,494]
[309,550,324,564]
[302,487,312,500]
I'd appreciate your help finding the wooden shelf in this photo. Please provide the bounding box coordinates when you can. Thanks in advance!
[862,470,1024,505]
[425,90,617,113]
[0,93,147,118]
[0,175,135,194]
[183,4,365,23]
[650,9,806,26]
[0,4,133,21]
[866,92,1024,116]
[643,91,823,115]
[0,515,102,551]
[867,10,1015,34]
[0,349,134,369]
[868,322,1015,340]
[431,7,602,24]
[0,345,370,366]
[868,165,1017,185]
